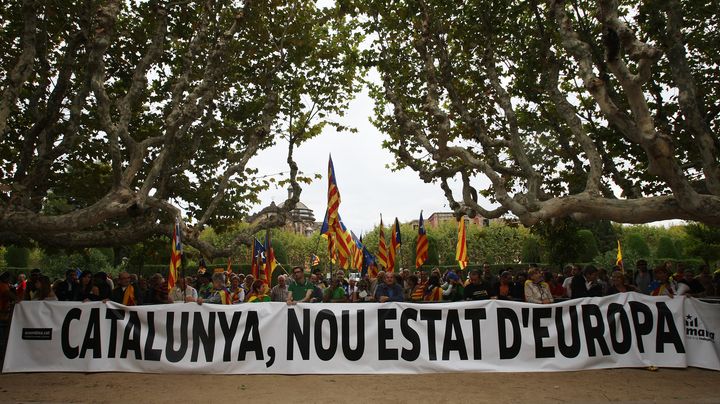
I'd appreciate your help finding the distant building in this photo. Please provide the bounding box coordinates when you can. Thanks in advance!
[247,190,317,237]
[424,212,492,228]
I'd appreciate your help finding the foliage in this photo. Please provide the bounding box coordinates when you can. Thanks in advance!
[655,236,680,260]
[684,223,720,265]
[624,233,652,258]
[3,245,29,268]
[521,236,541,263]
[576,229,600,262]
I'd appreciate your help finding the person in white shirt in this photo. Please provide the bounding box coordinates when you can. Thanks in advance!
[170,276,197,303]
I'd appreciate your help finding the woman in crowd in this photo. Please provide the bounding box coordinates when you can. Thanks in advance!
[33,275,57,301]
[229,275,245,304]
[496,271,513,300]
[648,266,677,297]
[545,272,566,299]
[607,271,636,294]
[524,268,553,304]
[92,272,112,301]
[242,275,255,298]
[76,270,95,302]
[144,273,169,304]
[246,280,271,303]
[404,275,419,302]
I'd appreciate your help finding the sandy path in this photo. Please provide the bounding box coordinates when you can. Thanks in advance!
[1,368,718,403]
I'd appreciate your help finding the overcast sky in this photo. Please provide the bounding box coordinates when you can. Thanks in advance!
[247,85,482,234]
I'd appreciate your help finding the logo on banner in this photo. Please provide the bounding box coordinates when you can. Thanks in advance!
[686,314,715,342]
[22,328,52,340]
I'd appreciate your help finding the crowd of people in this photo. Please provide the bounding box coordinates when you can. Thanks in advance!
[1,259,718,313]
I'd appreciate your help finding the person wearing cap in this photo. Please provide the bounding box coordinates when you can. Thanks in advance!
[464,270,491,300]
[441,271,464,301]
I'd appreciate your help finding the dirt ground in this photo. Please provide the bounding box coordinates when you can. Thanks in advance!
[0,368,718,403]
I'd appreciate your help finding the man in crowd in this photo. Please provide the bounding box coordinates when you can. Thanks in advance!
[270,274,289,302]
[375,272,404,302]
[634,260,652,294]
[287,266,315,304]
[464,270,492,300]
[55,269,78,301]
[562,264,578,298]
[571,265,602,298]
[481,262,499,291]
[110,271,142,305]
[324,273,348,302]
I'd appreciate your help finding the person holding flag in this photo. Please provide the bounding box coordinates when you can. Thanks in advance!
[415,211,428,269]
[197,272,232,305]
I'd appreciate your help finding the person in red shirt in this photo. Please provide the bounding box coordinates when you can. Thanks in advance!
[545,272,566,299]
[15,273,26,302]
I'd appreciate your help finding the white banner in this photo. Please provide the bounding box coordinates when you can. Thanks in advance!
[684,298,720,370]
[2,293,708,374]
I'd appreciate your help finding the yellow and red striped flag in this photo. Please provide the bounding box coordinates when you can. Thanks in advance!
[377,215,388,269]
[351,231,364,270]
[456,217,468,269]
[264,230,278,285]
[322,156,353,263]
[415,211,428,268]
[168,220,182,290]
[387,217,401,273]
[616,239,624,272]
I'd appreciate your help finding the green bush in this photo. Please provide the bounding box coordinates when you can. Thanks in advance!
[4,245,30,268]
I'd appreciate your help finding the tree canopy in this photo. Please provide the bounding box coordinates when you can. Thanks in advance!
[0,0,361,257]
[358,0,720,225]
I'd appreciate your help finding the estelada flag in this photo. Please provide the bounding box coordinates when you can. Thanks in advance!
[387,217,401,273]
[456,217,468,269]
[377,215,389,269]
[250,238,265,280]
[415,211,428,268]
[264,230,277,284]
[311,254,320,266]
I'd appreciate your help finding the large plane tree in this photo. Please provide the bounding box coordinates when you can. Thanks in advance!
[359,0,719,225]
[0,0,361,258]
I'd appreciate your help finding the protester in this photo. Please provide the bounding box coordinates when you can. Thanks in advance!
[0,272,16,321]
[464,270,491,300]
[247,280,271,303]
[481,262,499,292]
[606,271,636,295]
[228,275,245,304]
[562,265,579,298]
[570,266,602,298]
[524,268,553,304]
[287,266,315,304]
[169,276,197,303]
[323,275,348,303]
[404,275,419,301]
[424,274,443,302]
[15,273,27,302]
[510,272,526,301]
[198,273,231,304]
[678,269,705,297]
[496,271,513,300]
[632,260,650,294]
[545,272,565,299]
[242,274,255,297]
[111,271,142,305]
[648,266,677,297]
[270,274,289,302]
[442,271,464,301]
[33,275,57,301]
[92,272,113,301]
[197,272,213,299]
[375,272,404,302]
[55,269,79,301]
[143,273,169,305]
[353,279,373,302]
[411,271,428,302]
